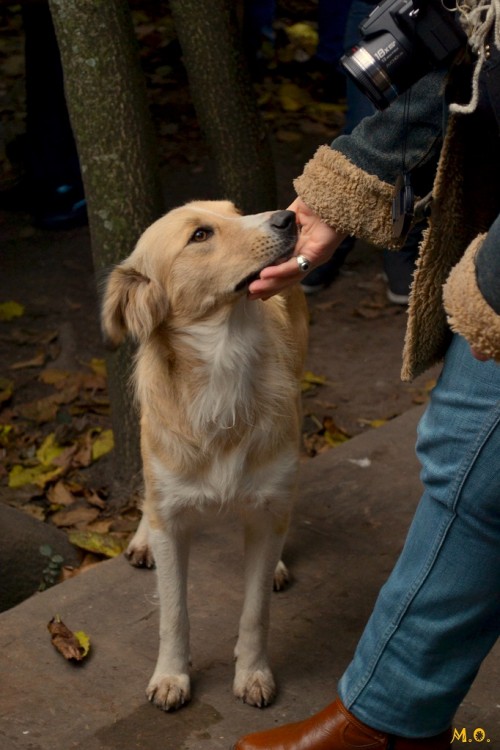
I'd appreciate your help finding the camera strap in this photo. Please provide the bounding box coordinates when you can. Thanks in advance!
[392,90,415,240]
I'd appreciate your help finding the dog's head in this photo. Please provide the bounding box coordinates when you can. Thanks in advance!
[101,200,297,347]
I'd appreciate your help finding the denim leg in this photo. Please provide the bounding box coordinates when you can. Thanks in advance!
[338,334,500,737]
[343,0,377,134]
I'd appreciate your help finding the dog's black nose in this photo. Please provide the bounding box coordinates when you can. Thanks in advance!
[270,210,295,230]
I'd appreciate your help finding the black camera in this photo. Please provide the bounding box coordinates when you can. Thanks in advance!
[340,0,466,110]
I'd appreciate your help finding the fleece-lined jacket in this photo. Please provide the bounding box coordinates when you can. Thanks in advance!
[294,56,500,379]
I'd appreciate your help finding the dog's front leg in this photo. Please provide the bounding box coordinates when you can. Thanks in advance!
[146,517,192,711]
[233,507,289,707]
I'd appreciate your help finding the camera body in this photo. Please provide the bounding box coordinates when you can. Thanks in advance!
[341,0,466,110]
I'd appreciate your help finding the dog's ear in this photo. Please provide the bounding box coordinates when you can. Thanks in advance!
[101,265,168,348]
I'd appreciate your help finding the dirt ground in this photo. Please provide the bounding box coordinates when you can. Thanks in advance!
[0,2,442,558]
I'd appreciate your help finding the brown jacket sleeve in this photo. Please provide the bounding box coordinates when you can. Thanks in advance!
[293,146,404,250]
[443,234,500,361]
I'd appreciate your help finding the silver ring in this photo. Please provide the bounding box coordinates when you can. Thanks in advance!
[296,254,311,273]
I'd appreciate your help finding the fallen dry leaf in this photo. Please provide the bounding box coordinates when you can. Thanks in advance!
[10,351,46,370]
[0,424,13,445]
[46,481,76,508]
[84,490,107,509]
[91,429,114,461]
[0,301,24,321]
[86,518,113,534]
[88,358,107,378]
[8,463,63,489]
[301,369,327,393]
[18,502,47,521]
[323,416,351,447]
[68,530,128,558]
[357,417,389,428]
[0,377,14,404]
[50,505,100,528]
[278,81,311,112]
[47,615,90,661]
[16,383,80,423]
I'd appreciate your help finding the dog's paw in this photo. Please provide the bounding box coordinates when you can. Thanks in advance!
[273,559,290,591]
[146,673,191,711]
[233,668,276,708]
[125,542,155,569]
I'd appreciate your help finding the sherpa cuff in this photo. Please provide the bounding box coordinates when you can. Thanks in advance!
[443,234,500,362]
[293,145,404,249]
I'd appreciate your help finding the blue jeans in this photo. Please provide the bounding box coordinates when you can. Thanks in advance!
[338,334,500,737]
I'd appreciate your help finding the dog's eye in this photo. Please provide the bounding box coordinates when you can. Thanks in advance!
[190,227,213,243]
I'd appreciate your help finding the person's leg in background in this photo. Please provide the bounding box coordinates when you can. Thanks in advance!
[242,0,276,76]
[16,2,86,229]
[311,0,353,102]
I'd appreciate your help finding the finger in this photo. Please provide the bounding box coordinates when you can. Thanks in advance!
[248,276,296,297]
[248,269,301,298]
[259,256,301,280]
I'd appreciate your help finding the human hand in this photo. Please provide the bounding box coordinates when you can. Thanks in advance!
[248,197,348,300]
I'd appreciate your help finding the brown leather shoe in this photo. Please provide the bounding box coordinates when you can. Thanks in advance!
[233,697,452,750]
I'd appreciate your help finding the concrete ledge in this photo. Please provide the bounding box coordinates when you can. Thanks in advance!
[1,406,498,749]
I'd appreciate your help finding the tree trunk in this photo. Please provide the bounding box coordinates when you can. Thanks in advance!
[169,0,277,213]
[48,0,164,486]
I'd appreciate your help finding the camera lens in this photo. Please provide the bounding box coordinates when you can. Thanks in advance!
[341,31,414,110]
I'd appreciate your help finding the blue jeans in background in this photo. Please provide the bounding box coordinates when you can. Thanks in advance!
[338,334,500,737]
[342,0,376,134]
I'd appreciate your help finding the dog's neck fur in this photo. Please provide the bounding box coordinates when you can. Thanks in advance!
[177,298,266,433]
[136,296,290,447]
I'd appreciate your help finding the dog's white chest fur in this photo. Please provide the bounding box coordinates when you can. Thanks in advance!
[148,300,298,512]
[183,301,264,432]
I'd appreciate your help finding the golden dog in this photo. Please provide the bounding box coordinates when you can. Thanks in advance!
[101,200,308,711]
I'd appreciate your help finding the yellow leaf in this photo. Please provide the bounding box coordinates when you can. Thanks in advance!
[278,82,310,112]
[39,368,71,386]
[306,101,346,116]
[68,530,127,558]
[357,418,389,428]
[0,424,13,445]
[302,370,327,385]
[9,434,66,488]
[8,464,63,488]
[276,129,302,143]
[91,429,114,461]
[0,301,24,321]
[0,377,14,404]
[74,631,91,658]
[36,433,65,466]
[425,379,436,393]
[285,22,318,54]
[89,358,107,377]
[48,616,90,661]
[324,432,350,448]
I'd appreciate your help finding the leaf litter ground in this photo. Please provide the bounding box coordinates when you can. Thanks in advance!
[0,1,441,591]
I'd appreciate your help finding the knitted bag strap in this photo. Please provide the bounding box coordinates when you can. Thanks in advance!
[450,0,500,114]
